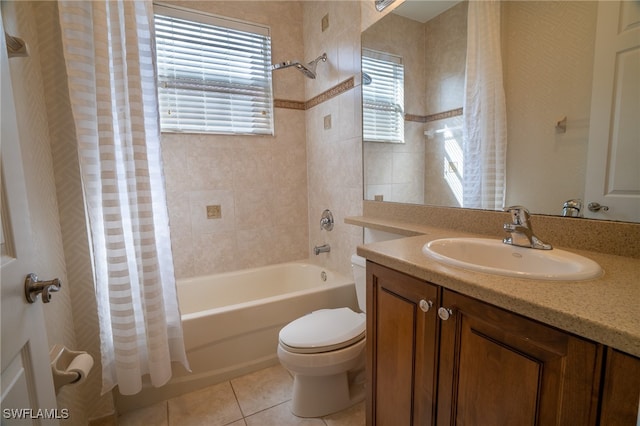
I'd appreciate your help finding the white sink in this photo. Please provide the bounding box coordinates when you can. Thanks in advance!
[422,238,603,281]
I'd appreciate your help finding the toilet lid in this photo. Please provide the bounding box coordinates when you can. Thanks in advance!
[279,308,365,354]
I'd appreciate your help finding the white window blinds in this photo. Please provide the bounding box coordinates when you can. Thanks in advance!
[362,49,405,143]
[154,4,274,135]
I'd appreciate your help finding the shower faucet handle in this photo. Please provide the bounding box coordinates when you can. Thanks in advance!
[320,209,334,231]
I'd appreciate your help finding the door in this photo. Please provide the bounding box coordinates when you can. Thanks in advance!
[584,0,640,221]
[437,290,601,426]
[599,348,640,425]
[366,262,440,426]
[1,10,59,424]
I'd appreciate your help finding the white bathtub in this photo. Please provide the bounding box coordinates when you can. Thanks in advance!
[115,260,359,412]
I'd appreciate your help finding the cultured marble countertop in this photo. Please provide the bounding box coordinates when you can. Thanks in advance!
[348,217,640,358]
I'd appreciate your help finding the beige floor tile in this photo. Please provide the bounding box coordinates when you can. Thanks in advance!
[245,401,325,426]
[323,401,365,426]
[168,381,243,426]
[118,402,168,426]
[231,365,293,416]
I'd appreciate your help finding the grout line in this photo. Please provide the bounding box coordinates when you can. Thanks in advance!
[228,379,246,418]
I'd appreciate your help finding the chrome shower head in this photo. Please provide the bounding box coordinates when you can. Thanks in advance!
[271,53,327,79]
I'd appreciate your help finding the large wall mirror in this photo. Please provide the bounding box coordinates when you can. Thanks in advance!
[362,0,640,223]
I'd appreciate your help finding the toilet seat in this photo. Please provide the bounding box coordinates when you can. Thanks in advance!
[279,308,365,354]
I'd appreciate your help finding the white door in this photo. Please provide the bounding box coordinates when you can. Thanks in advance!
[1,10,59,425]
[584,0,640,222]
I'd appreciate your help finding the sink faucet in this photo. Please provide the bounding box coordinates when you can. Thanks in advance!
[503,206,552,250]
[314,244,330,255]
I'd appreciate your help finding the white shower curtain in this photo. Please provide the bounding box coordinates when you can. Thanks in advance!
[57,0,189,395]
[462,0,507,210]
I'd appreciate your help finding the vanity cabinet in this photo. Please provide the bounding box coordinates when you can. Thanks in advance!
[366,262,440,425]
[366,262,605,426]
[599,348,640,425]
[436,290,601,426]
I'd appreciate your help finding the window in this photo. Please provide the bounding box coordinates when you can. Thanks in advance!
[362,49,404,143]
[154,4,274,135]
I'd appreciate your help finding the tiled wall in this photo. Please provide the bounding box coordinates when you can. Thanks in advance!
[162,0,373,280]
[303,1,364,277]
[160,1,309,279]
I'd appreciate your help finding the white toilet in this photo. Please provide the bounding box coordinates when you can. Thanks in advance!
[277,254,367,418]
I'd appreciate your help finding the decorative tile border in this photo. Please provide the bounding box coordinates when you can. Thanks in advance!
[273,99,306,110]
[274,76,355,111]
[404,113,426,123]
[274,84,462,122]
[405,107,464,123]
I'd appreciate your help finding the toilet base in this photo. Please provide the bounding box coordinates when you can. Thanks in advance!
[290,367,365,418]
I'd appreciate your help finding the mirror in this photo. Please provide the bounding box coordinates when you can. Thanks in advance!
[362,0,639,222]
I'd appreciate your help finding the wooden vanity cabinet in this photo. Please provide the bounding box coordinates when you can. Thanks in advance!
[437,290,601,426]
[366,262,440,426]
[599,348,640,425]
[366,262,604,426]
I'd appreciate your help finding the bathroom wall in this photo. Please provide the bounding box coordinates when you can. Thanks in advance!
[3,2,90,423]
[303,1,364,277]
[160,1,309,279]
[503,1,598,213]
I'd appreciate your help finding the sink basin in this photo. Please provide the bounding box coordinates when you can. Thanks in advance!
[422,238,603,281]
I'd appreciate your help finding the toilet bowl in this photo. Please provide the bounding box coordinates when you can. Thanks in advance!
[277,254,367,418]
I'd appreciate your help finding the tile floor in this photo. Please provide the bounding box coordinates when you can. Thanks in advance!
[116,365,365,426]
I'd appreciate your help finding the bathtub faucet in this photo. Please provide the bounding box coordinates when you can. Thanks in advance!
[314,244,330,255]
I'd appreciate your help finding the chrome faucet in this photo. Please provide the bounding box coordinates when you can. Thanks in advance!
[503,206,552,250]
[562,199,583,217]
[320,209,334,231]
[314,244,331,255]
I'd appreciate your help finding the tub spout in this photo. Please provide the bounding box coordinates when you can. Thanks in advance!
[314,244,330,255]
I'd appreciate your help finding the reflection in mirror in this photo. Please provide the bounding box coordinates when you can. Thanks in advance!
[362,0,640,222]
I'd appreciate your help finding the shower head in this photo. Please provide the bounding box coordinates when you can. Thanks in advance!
[272,53,327,79]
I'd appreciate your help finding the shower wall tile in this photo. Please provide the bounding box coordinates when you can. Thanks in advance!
[160,2,309,279]
[163,112,310,277]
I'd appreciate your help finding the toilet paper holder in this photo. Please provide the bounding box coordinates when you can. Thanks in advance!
[50,344,94,393]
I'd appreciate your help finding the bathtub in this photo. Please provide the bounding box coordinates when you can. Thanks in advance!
[115,260,358,412]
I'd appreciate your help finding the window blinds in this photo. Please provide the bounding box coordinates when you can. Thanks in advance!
[154,5,274,135]
[362,49,405,143]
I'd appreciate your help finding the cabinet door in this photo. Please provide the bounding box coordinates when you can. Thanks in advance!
[599,348,640,425]
[366,262,440,426]
[437,290,601,426]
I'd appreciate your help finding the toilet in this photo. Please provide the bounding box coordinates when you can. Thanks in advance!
[277,254,367,418]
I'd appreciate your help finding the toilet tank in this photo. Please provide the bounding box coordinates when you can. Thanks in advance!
[351,254,367,313]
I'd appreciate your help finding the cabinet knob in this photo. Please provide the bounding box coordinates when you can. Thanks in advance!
[419,299,433,313]
[438,307,453,321]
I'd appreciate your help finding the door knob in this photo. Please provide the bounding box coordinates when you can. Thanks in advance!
[24,273,61,304]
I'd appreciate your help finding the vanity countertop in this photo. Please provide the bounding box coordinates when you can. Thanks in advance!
[348,216,640,358]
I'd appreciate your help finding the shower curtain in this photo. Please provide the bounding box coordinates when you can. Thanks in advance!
[57,0,189,395]
[462,0,507,210]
